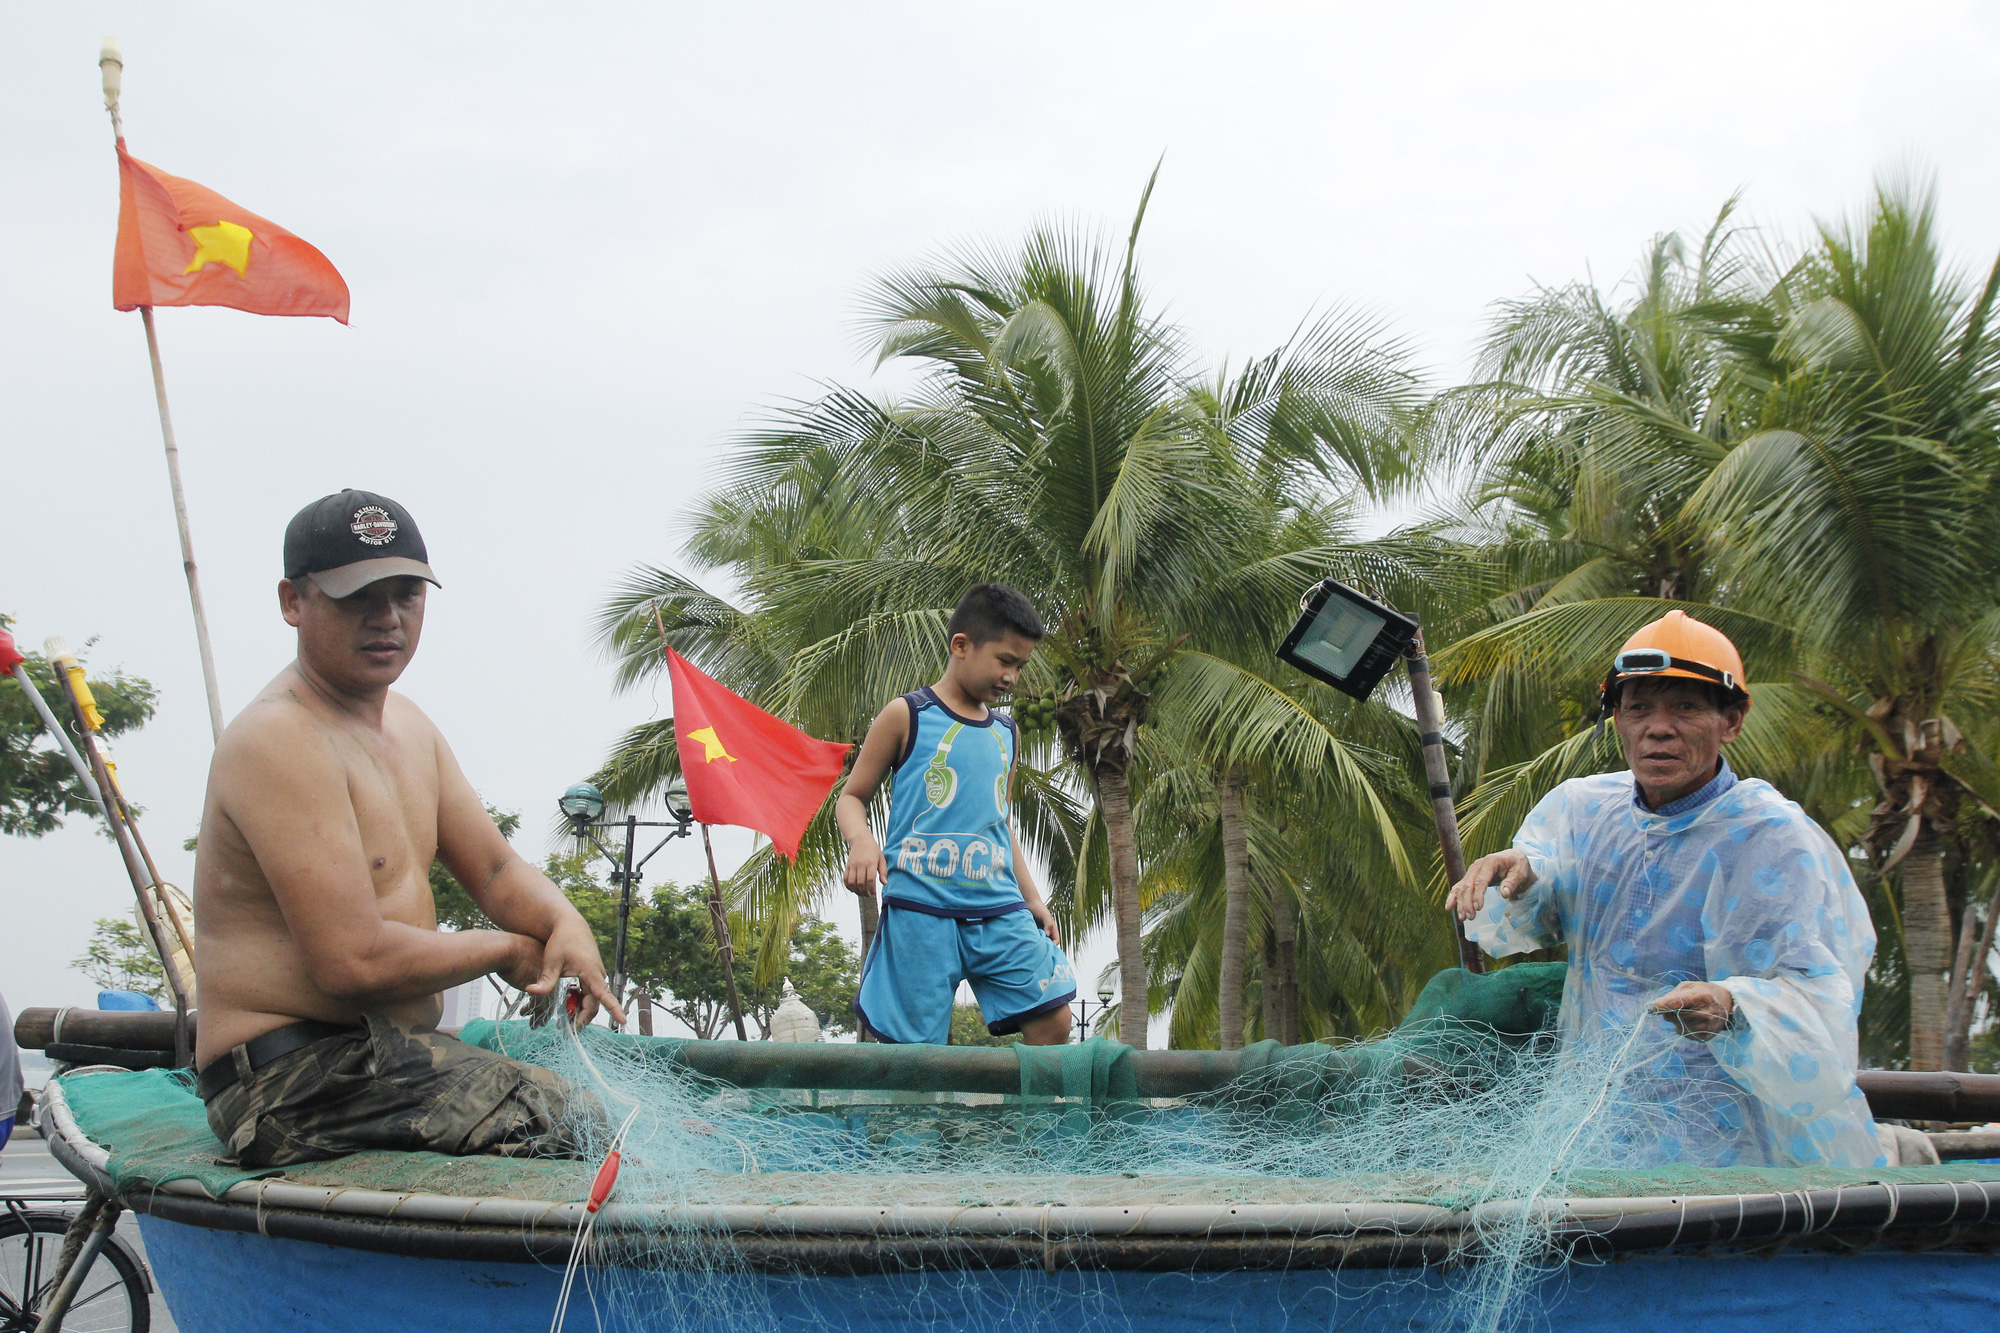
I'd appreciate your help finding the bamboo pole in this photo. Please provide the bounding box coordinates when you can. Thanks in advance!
[1405,621,1484,974]
[102,38,226,743]
[701,824,751,1041]
[855,890,880,1042]
[46,642,192,1066]
[140,310,226,743]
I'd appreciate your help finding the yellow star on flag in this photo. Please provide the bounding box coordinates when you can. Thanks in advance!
[182,219,255,277]
[687,726,737,763]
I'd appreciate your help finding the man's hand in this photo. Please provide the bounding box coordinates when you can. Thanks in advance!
[496,933,546,993]
[1649,981,1734,1041]
[843,834,887,896]
[525,916,626,1028]
[1028,898,1061,945]
[1447,848,1537,922]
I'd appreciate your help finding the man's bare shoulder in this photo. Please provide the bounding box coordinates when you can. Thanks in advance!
[210,700,337,802]
[379,687,444,741]
[219,668,332,751]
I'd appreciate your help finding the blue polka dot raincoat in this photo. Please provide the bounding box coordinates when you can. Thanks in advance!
[1467,768,1884,1168]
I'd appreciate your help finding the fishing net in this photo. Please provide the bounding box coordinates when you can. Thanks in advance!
[451,962,1774,1333]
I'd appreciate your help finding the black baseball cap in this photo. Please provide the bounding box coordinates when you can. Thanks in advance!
[283,489,441,599]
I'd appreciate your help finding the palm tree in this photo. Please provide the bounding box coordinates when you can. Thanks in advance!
[595,177,1426,1047]
[1431,180,2000,1070]
[1136,692,1450,1048]
[1686,181,2000,1068]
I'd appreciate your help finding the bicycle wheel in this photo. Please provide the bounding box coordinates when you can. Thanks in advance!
[0,1211,151,1333]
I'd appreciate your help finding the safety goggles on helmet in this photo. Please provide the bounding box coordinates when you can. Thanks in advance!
[1609,649,1737,691]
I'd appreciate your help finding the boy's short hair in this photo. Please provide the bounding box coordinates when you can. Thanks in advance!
[947,583,1045,646]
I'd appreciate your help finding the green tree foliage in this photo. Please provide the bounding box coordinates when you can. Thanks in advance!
[431,810,861,1038]
[430,807,525,930]
[624,879,859,1040]
[1431,180,2000,1070]
[594,175,1441,1049]
[951,1004,1021,1047]
[72,917,166,1000]
[577,176,2000,1064]
[0,618,157,837]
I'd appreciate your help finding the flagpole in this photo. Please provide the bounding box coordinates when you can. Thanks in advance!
[701,823,752,1041]
[103,37,227,744]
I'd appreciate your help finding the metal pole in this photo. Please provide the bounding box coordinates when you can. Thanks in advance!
[49,655,193,1063]
[1404,621,1484,974]
[700,823,750,1041]
[5,663,103,806]
[34,1193,122,1331]
[610,813,637,1022]
[8,658,196,1002]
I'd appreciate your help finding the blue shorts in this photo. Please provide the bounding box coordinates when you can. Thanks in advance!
[855,902,1076,1044]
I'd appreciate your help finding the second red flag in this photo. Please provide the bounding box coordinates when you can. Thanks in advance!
[667,648,850,860]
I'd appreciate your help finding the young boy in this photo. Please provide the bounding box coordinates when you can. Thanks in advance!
[840,584,1076,1045]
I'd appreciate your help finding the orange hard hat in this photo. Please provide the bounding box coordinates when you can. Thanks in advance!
[1597,610,1750,715]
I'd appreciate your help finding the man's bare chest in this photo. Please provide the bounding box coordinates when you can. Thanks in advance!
[332,731,440,888]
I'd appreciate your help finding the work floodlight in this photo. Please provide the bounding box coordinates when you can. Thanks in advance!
[559,781,606,828]
[1276,578,1420,701]
[664,781,694,824]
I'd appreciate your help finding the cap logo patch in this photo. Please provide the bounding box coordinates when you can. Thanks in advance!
[349,506,399,546]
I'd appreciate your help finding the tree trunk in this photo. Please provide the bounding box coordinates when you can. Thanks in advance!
[1217,772,1252,1050]
[1098,768,1149,1050]
[1904,827,1953,1071]
[1260,929,1280,1042]
[1944,875,2000,1070]
[856,891,880,1042]
[1272,880,1299,1046]
[637,992,654,1037]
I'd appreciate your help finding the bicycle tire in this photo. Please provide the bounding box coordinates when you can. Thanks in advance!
[0,1211,151,1333]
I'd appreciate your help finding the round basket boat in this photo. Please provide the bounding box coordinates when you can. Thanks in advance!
[34,1032,2000,1333]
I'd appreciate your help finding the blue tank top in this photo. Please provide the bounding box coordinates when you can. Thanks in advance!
[881,687,1022,916]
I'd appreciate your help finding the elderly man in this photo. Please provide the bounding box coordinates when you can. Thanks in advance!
[1446,611,1885,1168]
[193,490,620,1167]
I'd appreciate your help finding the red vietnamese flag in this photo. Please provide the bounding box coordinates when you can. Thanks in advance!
[667,648,850,859]
[113,143,350,322]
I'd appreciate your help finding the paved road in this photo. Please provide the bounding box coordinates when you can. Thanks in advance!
[1,1126,179,1332]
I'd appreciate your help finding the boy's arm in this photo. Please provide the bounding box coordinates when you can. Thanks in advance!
[838,700,910,895]
[1010,818,1061,944]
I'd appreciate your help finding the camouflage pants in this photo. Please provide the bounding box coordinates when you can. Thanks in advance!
[202,1015,588,1168]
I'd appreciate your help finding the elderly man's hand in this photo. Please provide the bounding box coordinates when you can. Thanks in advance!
[1649,981,1734,1040]
[1447,848,1537,922]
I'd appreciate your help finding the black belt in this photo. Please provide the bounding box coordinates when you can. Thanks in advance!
[195,1020,359,1100]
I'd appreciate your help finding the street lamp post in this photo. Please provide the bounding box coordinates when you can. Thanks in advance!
[1073,979,1119,1040]
[558,780,696,1026]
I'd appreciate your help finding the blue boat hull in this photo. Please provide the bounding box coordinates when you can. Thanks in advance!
[139,1214,2000,1331]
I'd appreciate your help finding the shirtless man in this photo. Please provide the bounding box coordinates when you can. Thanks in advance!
[193,489,621,1167]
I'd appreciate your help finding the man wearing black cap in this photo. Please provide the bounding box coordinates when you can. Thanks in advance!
[191,490,622,1167]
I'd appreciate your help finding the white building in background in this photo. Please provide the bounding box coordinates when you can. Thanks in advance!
[439,980,485,1032]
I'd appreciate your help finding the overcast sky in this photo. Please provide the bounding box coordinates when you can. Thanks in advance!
[6,2,1998,1032]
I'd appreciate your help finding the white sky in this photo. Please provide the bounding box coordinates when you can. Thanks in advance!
[5,2,1998,1033]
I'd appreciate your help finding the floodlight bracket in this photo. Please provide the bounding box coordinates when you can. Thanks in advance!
[1275,578,1419,701]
